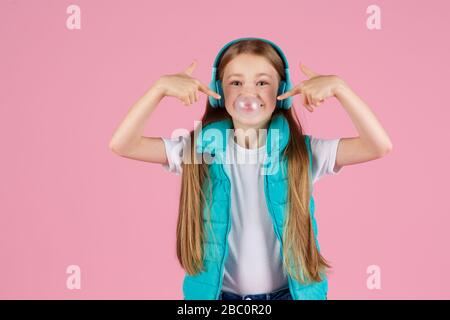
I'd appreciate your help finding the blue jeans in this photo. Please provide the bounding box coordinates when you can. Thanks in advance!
[220,286,293,300]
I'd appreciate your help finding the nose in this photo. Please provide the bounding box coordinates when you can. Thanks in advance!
[240,84,260,96]
[240,90,259,99]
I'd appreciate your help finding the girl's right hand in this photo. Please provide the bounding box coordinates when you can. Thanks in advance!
[155,60,221,106]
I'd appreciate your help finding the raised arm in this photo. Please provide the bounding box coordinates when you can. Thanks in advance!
[108,82,168,164]
[277,63,393,171]
[332,79,393,170]
[108,60,221,164]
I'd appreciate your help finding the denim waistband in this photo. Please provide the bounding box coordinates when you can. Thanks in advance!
[220,286,291,300]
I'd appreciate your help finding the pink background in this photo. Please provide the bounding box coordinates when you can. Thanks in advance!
[1,0,449,299]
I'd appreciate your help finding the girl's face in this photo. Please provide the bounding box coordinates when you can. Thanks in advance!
[222,54,280,128]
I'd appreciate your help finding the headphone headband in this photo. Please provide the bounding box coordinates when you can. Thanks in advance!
[208,37,293,110]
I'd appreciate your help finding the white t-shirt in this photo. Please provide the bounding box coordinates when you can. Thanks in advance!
[161,133,342,295]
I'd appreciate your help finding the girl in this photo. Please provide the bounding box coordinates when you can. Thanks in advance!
[109,38,393,300]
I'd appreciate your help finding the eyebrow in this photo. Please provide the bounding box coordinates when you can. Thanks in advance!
[226,73,274,79]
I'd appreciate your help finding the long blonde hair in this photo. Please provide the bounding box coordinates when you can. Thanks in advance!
[176,39,331,284]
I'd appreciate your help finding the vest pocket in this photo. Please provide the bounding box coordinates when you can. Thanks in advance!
[203,241,225,263]
[267,178,289,205]
[202,175,229,203]
[184,259,222,286]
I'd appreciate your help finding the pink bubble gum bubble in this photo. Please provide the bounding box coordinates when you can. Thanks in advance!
[233,95,265,117]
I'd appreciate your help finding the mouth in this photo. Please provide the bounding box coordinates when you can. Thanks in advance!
[241,102,264,111]
[233,95,266,117]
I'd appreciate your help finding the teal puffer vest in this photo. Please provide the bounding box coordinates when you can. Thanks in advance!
[182,113,328,300]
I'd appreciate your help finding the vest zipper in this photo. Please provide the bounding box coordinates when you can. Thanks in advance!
[263,172,297,300]
[215,163,232,300]
[215,157,298,299]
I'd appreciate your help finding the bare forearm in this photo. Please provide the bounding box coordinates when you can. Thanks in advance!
[334,79,393,154]
[109,82,165,154]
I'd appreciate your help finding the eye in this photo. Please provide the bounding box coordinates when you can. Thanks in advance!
[229,81,269,86]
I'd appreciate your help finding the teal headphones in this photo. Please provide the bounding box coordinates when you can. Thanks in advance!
[208,37,293,110]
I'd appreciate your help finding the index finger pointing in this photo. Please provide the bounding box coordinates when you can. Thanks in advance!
[277,87,299,100]
[198,82,221,99]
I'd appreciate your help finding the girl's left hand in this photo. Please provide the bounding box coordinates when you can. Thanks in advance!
[277,63,347,112]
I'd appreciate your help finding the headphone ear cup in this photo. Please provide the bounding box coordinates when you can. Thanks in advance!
[277,80,287,109]
[284,94,293,110]
[208,80,220,107]
[278,80,294,110]
[216,80,224,108]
